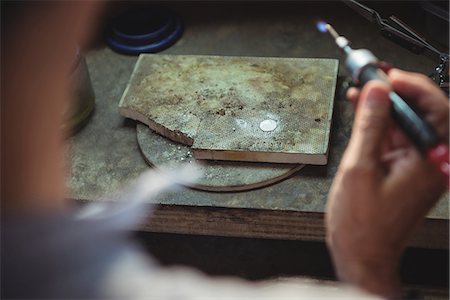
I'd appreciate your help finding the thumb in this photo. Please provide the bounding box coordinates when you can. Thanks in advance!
[349,81,391,162]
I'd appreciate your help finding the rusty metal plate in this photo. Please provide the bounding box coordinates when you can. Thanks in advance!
[136,123,305,192]
[119,54,338,164]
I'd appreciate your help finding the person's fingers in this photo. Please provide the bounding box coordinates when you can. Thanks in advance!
[347,81,392,163]
[345,62,391,109]
[389,127,410,149]
[378,61,393,74]
[388,68,443,100]
[380,126,409,160]
[381,148,409,174]
[388,69,449,142]
[383,147,445,221]
[346,87,360,110]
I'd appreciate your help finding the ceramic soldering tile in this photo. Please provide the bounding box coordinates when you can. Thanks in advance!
[119,54,338,164]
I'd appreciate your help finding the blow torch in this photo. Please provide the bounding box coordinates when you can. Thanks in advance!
[317,22,449,186]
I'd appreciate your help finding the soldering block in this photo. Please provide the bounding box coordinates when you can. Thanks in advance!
[119,54,338,164]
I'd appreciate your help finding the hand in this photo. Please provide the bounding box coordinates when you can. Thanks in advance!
[326,69,449,298]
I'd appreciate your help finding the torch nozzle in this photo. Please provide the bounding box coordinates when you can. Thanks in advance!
[325,24,340,40]
[317,21,353,54]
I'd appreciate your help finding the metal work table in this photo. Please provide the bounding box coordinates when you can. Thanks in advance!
[69,2,448,249]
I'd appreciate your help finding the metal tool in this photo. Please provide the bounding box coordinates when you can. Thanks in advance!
[318,21,449,186]
[342,0,449,92]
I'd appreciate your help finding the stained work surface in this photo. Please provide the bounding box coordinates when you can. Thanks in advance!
[69,2,448,246]
[70,46,448,219]
[119,55,338,164]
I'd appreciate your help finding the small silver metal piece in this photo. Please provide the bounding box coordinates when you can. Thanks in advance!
[259,119,277,132]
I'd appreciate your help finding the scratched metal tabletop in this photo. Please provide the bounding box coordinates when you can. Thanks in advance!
[69,2,448,248]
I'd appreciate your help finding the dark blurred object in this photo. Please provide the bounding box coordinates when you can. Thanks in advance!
[105,7,182,55]
[63,47,95,135]
[343,0,449,93]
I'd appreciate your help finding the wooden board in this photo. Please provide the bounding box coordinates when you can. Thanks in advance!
[141,205,448,250]
[119,55,338,164]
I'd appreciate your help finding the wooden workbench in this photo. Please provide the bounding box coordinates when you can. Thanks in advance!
[69,2,449,249]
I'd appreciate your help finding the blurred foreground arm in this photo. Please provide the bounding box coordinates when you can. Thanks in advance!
[326,69,449,298]
[1,2,100,215]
